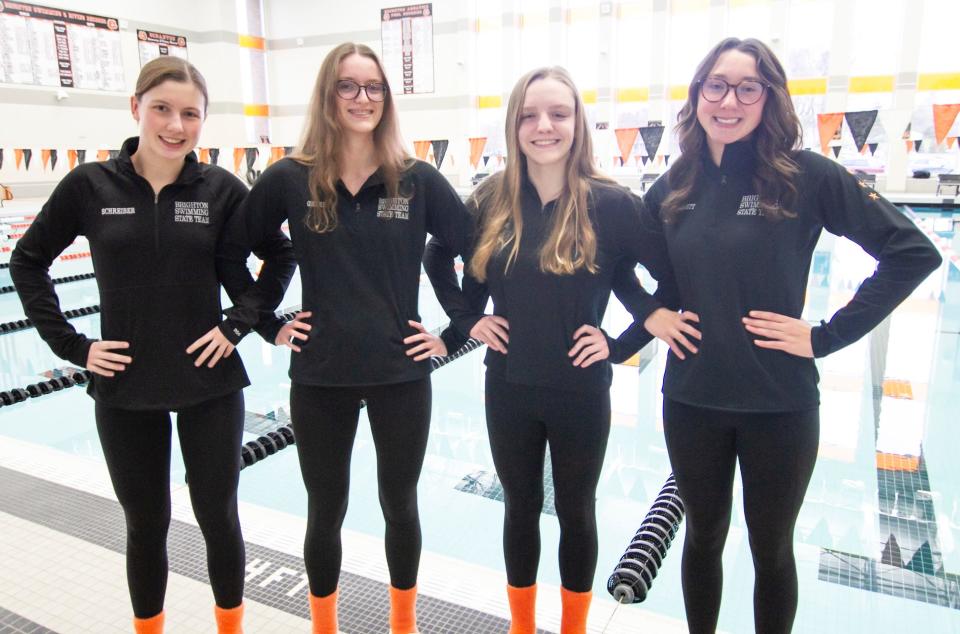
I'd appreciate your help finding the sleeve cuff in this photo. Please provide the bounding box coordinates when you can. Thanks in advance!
[66,337,95,369]
[218,319,251,346]
[253,316,285,344]
[810,322,830,358]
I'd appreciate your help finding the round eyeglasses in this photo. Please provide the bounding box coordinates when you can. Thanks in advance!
[699,77,768,105]
[335,79,387,102]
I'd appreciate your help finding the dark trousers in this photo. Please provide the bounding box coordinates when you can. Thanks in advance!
[485,372,611,592]
[95,391,245,617]
[663,398,820,634]
[290,378,431,597]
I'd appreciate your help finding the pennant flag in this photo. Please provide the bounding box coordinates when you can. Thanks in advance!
[14,149,25,170]
[914,139,923,152]
[198,148,210,164]
[844,110,878,152]
[23,148,33,170]
[932,104,960,145]
[482,155,490,167]
[468,137,487,169]
[639,126,665,161]
[49,149,58,171]
[431,140,449,169]
[268,146,285,166]
[868,143,879,156]
[284,146,294,156]
[245,147,259,172]
[413,141,430,161]
[68,149,78,170]
[0,148,3,170]
[76,149,86,165]
[641,155,649,165]
[41,149,51,170]
[832,146,842,158]
[905,139,913,153]
[860,145,868,155]
[233,148,245,174]
[209,148,220,166]
[664,154,671,166]
[817,113,844,155]
[614,127,639,165]
[108,150,120,160]
[949,137,957,149]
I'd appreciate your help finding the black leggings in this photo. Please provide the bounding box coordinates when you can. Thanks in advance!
[290,378,431,597]
[485,373,611,592]
[663,399,820,634]
[95,391,246,618]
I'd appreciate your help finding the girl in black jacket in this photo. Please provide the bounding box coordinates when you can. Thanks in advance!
[11,58,294,634]
[215,42,471,634]
[642,38,941,633]
[423,66,680,634]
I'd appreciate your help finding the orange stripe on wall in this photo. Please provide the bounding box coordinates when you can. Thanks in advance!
[243,104,270,117]
[238,34,265,49]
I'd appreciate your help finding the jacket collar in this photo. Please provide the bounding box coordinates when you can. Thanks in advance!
[115,136,204,185]
[702,139,757,179]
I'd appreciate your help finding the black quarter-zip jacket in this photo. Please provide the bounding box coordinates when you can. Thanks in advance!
[217,157,471,386]
[10,137,294,410]
[641,141,942,412]
[424,176,672,394]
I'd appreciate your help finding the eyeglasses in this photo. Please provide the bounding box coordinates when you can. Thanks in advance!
[335,79,387,102]
[699,77,768,105]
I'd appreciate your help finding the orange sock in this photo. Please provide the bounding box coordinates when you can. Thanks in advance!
[132,611,164,634]
[309,588,339,634]
[215,603,244,634]
[506,584,536,634]
[560,587,592,634]
[389,585,418,633]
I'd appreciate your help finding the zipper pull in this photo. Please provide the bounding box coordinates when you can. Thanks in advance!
[720,175,727,186]
[356,202,360,212]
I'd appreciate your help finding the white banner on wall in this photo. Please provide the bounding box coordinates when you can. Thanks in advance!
[381,3,434,95]
[0,1,123,90]
[137,29,188,66]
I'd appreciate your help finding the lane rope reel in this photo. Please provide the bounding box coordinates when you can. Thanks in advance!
[607,473,685,604]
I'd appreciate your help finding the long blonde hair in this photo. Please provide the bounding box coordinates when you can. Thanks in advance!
[469,67,611,282]
[292,42,410,233]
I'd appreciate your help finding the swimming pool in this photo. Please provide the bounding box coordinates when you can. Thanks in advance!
[1,204,958,633]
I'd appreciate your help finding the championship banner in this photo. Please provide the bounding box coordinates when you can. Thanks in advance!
[381,3,434,95]
[137,29,188,66]
[0,1,123,90]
